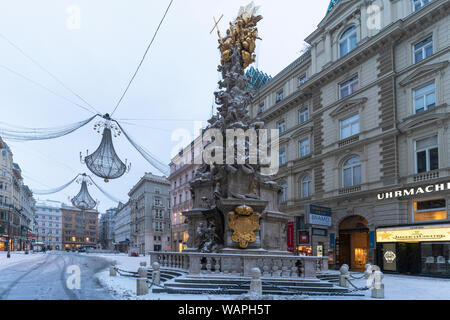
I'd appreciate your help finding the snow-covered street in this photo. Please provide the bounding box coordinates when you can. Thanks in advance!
[0,251,114,300]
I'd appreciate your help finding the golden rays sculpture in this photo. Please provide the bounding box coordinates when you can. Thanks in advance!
[215,2,263,69]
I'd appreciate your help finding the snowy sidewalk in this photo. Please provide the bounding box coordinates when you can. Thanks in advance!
[89,253,450,300]
[0,251,47,271]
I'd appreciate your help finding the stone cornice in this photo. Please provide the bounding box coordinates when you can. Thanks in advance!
[398,108,450,133]
[399,61,449,87]
[329,97,368,118]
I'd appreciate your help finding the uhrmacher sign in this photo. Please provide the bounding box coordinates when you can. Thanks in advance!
[377,182,450,200]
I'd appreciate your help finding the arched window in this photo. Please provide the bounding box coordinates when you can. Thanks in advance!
[339,26,357,58]
[342,156,361,187]
[280,181,288,203]
[301,175,312,198]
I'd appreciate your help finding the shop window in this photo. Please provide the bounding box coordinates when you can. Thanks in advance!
[413,199,446,222]
[415,135,438,173]
[354,248,368,266]
[414,82,435,114]
[421,242,450,276]
[339,26,357,58]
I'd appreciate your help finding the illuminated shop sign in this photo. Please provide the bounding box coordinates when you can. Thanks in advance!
[377,225,450,243]
[377,182,450,200]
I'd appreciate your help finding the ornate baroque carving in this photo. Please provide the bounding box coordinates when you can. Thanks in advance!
[228,205,261,248]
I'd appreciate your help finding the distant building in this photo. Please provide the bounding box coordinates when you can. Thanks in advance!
[34,200,62,250]
[61,204,99,250]
[113,201,131,253]
[129,172,171,254]
[168,135,201,252]
[99,208,116,250]
[0,137,35,251]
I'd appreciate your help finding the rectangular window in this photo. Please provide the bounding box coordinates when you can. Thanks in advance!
[414,82,435,114]
[154,187,160,194]
[414,36,433,63]
[415,135,439,173]
[413,199,446,222]
[299,138,310,158]
[298,75,307,87]
[279,148,286,165]
[1,150,5,157]
[339,76,359,99]
[413,0,430,12]
[276,90,284,103]
[278,120,286,134]
[299,108,309,124]
[1,169,5,177]
[340,114,360,139]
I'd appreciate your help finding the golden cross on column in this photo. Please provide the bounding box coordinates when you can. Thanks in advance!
[210,14,224,35]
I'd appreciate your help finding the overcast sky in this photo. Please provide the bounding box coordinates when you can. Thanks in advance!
[0,0,330,212]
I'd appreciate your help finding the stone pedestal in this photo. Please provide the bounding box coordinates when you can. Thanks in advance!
[136,267,148,296]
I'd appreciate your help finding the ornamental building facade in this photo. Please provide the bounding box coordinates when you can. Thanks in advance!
[248,0,450,276]
[128,172,171,254]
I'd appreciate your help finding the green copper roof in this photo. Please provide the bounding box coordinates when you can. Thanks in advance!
[326,0,341,15]
[245,66,272,91]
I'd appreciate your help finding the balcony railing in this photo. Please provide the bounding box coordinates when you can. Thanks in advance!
[338,135,360,148]
[338,185,362,195]
[149,251,328,278]
[413,170,440,183]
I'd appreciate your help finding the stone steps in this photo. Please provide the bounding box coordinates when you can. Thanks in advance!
[151,276,364,296]
[174,278,335,287]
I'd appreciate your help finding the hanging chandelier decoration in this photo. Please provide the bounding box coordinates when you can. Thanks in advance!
[71,173,98,211]
[80,114,131,183]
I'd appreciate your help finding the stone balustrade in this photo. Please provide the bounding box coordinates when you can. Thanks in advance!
[149,251,328,278]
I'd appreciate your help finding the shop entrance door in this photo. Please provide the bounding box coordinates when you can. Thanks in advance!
[398,243,420,274]
[339,216,369,271]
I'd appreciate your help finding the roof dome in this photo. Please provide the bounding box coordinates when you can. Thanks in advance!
[327,0,341,15]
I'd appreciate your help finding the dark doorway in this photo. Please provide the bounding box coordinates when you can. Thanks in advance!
[339,233,351,267]
[398,243,420,274]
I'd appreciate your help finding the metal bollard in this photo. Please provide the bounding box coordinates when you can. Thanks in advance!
[109,260,117,277]
[152,262,161,286]
[248,267,262,296]
[136,266,149,296]
[339,264,350,288]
